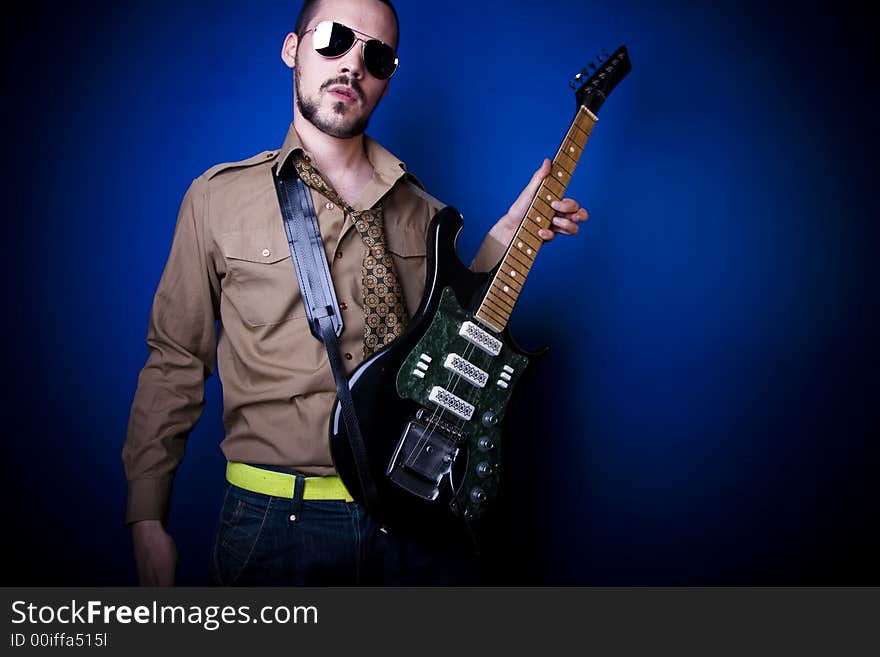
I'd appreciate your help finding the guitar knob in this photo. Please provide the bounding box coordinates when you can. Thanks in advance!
[481,411,498,427]
[476,462,493,478]
[477,436,494,451]
[470,487,487,504]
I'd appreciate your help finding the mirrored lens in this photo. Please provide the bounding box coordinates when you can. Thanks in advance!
[312,21,356,57]
[363,40,398,79]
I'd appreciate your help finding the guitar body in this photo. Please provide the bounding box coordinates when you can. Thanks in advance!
[329,207,543,538]
[330,44,631,540]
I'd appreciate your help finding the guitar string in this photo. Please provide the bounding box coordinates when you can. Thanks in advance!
[401,324,481,490]
[437,335,502,509]
[423,339,480,500]
[401,336,465,470]
[406,331,489,508]
[397,108,593,504]
[403,337,475,472]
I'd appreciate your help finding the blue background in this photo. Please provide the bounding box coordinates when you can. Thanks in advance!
[2,0,876,585]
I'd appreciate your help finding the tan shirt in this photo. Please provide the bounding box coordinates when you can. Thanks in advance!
[122,124,506,525]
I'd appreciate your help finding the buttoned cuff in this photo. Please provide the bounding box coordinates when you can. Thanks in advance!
[470,233,507,272]
[125,477,174,526]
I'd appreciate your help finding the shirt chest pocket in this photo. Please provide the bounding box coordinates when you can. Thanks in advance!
[384,225,427,318]
[218,228,306,327]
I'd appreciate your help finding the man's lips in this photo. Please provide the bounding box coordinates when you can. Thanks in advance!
[326,86,359,103]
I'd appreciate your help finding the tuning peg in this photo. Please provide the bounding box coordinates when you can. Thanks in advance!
[589,62,597,71]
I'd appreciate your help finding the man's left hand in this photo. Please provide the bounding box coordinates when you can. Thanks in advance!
[488,158,589,245]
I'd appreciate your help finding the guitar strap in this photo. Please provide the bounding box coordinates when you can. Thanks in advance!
[271,163,385,527]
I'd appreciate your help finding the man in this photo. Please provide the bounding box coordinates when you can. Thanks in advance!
[124,0,588,586]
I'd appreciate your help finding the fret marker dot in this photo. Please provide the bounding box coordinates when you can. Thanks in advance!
[527,248,533,255]
[517,241,523,248]
[510,270,517,278]
[546,195,552,201]
[570,146,575,153]
[557,171,563,178]
[535,217,542,224]
[503,286,509,293]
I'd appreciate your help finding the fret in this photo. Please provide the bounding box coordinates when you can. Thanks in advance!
[514,230,541,253]
[477,306,506,330]
[576,106,596,125]
[557,151,578,175]
[573,119,593,138]
[498,268,523,293]
[551,166,572,187]
[533,196,555,218]
[488,280,517,304]
[492,280,519,304]
[512,237,538,259]
[559,138,583,161]
[485,289,514,313]
[574,109,597,133]
[509,238,536,262]
[483,297,512,321]
[497,268,523,293]
[486,288,516,315]
[553,157,574,177]
[474,314,502,334]
[542,176,565,198]
[521,215,546,240]
[527,207,551,230]
[538,185,559,206]
[506,248,533,272]
[501,260,526,278]
[566,123,585,140]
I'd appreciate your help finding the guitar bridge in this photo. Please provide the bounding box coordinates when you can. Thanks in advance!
[386,409,467,501]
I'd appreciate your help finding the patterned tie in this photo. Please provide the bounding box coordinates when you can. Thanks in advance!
[291,151,409,357]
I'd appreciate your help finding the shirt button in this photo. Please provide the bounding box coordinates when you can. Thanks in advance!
[325,202,335,210]
[335,251,343,259]
[261,248,271,257]
[344,353,353,360]
[339,302,348,311]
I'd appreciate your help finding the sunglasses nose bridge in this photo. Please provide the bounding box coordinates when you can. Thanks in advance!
[335,41,366,77]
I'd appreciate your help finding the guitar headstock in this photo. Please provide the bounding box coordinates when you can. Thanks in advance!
[570,45,632,115]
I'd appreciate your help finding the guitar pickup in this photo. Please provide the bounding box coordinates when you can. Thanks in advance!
[459,321,502,356]
[443,353,488,388]
[428,386,475,421]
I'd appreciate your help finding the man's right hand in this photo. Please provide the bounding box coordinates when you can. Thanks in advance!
[131,520,177,586]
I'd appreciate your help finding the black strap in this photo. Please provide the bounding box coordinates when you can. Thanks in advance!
[271,163,384,525]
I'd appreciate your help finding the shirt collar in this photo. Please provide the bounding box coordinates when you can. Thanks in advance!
[276,122,407,194]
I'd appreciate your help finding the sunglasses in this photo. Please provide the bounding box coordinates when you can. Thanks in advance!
[304,20,399,80]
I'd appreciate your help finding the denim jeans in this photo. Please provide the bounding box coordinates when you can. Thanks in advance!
[209,479,481,586]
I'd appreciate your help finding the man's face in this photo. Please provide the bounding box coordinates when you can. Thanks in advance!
[287,0,398,138]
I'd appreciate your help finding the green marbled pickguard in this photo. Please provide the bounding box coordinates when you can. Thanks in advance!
[395,286,530,519]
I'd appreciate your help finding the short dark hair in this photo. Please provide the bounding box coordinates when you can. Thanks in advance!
[294,0,400,47]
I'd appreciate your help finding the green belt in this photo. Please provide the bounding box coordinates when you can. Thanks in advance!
[226,462,354,502]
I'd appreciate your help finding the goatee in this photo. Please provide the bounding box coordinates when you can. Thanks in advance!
[295,66,372,138]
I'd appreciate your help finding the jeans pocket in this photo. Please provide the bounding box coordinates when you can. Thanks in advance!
[211,484,272,585]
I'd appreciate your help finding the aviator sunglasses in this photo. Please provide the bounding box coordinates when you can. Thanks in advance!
[304,20,399,80]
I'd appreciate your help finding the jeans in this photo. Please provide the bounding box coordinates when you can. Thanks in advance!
[209,479,481,586]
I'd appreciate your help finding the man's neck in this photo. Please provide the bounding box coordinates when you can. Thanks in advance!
[293,113,371,177]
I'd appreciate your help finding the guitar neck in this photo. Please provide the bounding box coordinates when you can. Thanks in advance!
[474,106,598,333]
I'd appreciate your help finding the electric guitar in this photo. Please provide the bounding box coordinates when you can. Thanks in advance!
[330,46,632,536]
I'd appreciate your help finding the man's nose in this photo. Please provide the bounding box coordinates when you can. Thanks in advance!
[337,43,364,79]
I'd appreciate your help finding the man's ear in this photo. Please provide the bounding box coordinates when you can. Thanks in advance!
[281,32,298,69]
